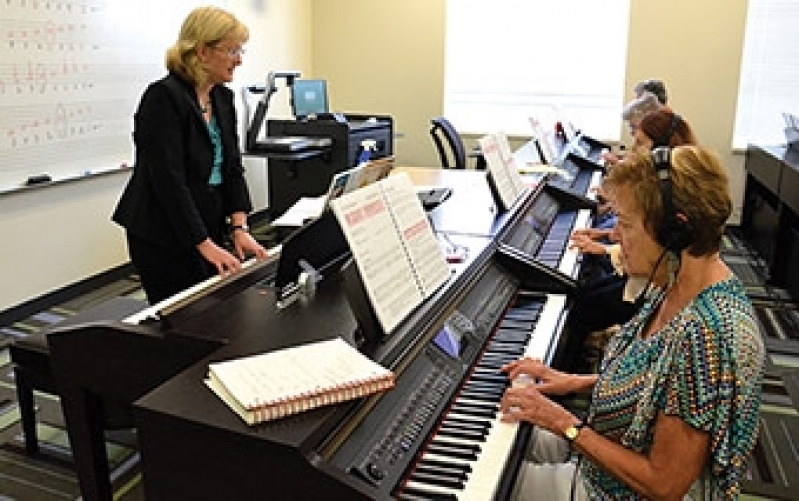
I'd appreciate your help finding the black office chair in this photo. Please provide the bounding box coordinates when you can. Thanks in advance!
[429,117,486,170]
[429,117,468,169]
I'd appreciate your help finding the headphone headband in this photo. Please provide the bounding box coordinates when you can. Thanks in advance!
[651,147,694,253]
[654,113,681,147]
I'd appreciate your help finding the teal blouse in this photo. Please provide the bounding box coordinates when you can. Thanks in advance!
[207,116,223,186]
[582,276,765,499]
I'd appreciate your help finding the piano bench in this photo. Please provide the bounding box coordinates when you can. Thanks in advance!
[9,331,54,455]
[8,296,147,456]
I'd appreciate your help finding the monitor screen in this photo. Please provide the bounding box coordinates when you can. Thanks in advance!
[291,79,329,118]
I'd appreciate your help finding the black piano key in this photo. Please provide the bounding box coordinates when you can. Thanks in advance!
[468,372,508,384]
[426,443,480,461]
[418,456,473,473]
[487,338,527,348]
[408,471,466,490]
[503,308,542,320]
[436,427,487,442]
[489,333,530,343]
[476,360,511,371]
[414,464,469,480]
[462,378,505,390]
[498,319,534,330]
[450,405,498,419]
[460,383,505,394]
[440,417,491,433]
[480,352,520,362]
[397,492,436,501]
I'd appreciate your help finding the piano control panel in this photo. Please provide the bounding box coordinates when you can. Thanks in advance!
[330,264,519,491]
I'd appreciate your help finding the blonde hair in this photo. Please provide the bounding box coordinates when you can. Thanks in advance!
[165,6,249,87]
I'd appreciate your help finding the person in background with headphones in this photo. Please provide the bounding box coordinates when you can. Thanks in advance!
[565,109,700,366]
[502,146,764,500]
[635,108,698,149]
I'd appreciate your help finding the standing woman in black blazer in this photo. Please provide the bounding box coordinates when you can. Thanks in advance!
[113,6,267,304]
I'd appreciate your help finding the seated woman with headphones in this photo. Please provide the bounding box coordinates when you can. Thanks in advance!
[502,145,765,500]
[565,109,700,371]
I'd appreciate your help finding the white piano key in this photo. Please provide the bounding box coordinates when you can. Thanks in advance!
[524,294,567,361]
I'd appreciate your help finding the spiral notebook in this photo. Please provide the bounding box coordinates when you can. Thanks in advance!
[205,337,395,425]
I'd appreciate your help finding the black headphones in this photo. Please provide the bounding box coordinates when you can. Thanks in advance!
[652,147,694,253]
[653,113,682,148]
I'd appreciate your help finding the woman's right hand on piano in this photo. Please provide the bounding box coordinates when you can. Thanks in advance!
[196,238,243,277]
[500,358,575,396]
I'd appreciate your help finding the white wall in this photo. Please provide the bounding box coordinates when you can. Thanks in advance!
[312,0,749,223]
[0,0,312,311]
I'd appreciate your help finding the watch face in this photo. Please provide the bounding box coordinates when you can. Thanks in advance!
[565,426,579,441]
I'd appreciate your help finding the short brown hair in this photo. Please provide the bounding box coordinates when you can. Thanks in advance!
[604,146,731,256]
[165,6,249,87]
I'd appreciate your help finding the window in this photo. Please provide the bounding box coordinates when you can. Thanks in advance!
[444,0,630,141]
[733,0,799,149]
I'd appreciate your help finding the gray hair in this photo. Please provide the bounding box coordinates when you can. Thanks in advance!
[633,79,668,105]
[622,91,662,123]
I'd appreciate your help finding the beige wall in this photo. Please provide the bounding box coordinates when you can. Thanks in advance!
[0,0,312,311]
[312,0,749,222]
[0,0,753,311]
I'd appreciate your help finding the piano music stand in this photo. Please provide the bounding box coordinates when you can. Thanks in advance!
[273,210,351,306]
[340,257,384,347]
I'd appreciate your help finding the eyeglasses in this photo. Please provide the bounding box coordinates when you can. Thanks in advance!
[212,45,246,58]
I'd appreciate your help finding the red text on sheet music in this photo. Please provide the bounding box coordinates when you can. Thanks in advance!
[344,199,386,226]
[403,220,428,241]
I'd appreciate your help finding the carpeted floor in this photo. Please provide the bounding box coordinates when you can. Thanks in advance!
[0,227,796,500]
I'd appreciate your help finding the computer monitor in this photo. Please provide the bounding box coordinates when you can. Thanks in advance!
[291,79,329,118]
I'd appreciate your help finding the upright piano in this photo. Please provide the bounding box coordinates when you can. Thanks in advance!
[124,158,602,500]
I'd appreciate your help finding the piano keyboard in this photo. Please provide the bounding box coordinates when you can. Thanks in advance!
[396,293,568,501]
[122,251,280,325]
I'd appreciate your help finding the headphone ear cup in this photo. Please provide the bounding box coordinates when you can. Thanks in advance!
[652,147,694,253]
[657,212,694,253]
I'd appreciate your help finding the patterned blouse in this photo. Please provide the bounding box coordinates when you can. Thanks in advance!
[581,275,765,500]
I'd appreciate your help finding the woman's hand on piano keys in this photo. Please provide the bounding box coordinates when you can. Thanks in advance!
[569,233,608,256]
[499,384,576,435]
[500,358,574,396]
[231,228,268,261]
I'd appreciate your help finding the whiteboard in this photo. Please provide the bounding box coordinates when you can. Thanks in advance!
[0,0,224,193]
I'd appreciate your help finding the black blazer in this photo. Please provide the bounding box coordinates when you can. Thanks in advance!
[112,73,253,250]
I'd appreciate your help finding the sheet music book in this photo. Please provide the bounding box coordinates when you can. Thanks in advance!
[206,337,395,425]
[330,173,451,334]
[479,132,527,211]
